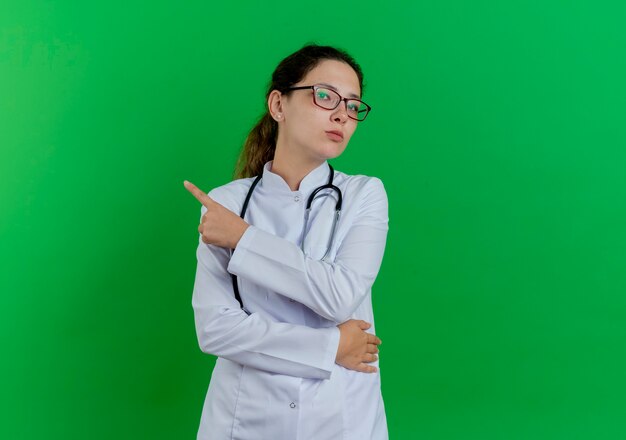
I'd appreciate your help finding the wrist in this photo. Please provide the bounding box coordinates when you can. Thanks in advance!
[233,223,250,249]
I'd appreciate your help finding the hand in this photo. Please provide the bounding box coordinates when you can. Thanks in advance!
[335,320,382,373]
[183,180,250,249]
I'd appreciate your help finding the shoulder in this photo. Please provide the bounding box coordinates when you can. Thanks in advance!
[333,169,388,225]
[334,169,387,204]
[202,177,256,215]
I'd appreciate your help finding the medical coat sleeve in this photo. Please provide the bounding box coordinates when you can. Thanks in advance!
[192,205,341,380]
[227,177,389,323]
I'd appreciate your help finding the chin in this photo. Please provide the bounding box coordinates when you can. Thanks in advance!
[321,150,346,161]
[321,142,346,156]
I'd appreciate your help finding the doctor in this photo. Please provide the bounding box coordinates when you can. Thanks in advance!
[184,44,389,439]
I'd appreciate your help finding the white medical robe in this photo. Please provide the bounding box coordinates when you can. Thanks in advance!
[192,159,389,439]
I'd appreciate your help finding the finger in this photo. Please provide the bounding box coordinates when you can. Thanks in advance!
[183,180,214,207]
[347,361,377,374]
[358,320,371,330]
[367,343,379,354]
[358,363,378,373]
[367,333,382,345]
[362,353,378,363]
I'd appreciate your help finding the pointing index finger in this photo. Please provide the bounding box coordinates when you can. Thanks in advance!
[183,180,213,207]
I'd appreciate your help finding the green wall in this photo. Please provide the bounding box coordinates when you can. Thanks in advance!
[1,1,625,438]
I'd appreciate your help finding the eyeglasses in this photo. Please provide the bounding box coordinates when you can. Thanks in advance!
[285,84,372,121]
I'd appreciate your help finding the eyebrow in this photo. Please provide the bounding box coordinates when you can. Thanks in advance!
[317,82,361,99]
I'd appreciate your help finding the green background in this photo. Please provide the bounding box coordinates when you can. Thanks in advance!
[1,1,625,438]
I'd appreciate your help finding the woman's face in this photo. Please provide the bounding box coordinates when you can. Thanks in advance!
[272,59,362,163]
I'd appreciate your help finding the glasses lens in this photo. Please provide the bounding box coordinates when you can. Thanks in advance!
[347,100,369,121]
[313,87,340,110]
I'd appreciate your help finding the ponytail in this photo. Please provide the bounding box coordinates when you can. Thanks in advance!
[233,112,277,179]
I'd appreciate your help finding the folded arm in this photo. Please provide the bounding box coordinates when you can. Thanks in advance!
[192,204,340,380]
[227,177,389,323]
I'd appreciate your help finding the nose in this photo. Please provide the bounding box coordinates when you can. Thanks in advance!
[332,100,349,124]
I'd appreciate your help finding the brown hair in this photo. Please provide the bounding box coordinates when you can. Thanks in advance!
[232,43,365,180]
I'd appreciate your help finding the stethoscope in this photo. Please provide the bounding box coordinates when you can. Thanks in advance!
[231,164,343,314]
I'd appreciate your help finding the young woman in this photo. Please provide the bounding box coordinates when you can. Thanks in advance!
[184,44,389,439]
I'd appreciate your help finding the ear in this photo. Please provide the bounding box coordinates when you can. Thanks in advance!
[267,90,285,122]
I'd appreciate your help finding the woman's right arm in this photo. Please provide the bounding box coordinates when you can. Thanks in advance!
[192,223,381,379]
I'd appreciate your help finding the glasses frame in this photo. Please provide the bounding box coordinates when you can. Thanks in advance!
[285,84,372,121]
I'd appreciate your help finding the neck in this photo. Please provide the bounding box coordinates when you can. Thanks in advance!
[271,147,325,192]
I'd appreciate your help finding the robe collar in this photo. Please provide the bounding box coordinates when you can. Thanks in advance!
[261,159,331,194]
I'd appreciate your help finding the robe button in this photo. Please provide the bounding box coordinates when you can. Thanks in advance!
[290,402,296,408]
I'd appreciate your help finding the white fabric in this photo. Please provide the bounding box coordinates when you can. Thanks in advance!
[192,159,389,439]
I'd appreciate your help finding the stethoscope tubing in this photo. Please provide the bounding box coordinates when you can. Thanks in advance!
[230,164,342,313]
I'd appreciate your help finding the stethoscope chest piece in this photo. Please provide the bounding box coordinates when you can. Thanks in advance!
[302,180,342,262]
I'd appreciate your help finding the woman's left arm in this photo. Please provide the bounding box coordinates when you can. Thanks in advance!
[227,177,389,323]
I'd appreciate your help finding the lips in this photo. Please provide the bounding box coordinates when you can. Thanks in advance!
[325,130,344,141]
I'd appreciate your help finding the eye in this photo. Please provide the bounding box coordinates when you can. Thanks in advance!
[316,90,331,100]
